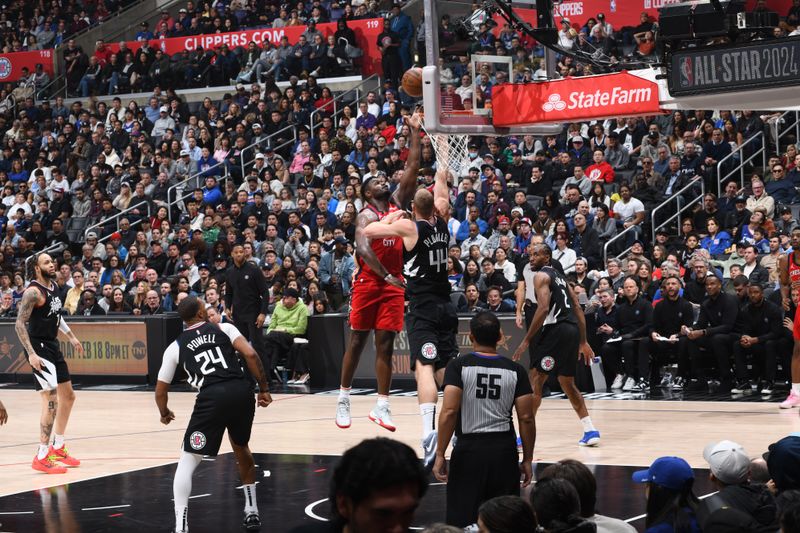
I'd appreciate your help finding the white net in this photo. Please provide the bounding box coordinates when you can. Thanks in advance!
[422,129,472,179]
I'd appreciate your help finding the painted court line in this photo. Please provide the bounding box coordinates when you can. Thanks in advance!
[81,504,131,511]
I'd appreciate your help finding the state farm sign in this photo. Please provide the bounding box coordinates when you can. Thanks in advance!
[491,72,662,126]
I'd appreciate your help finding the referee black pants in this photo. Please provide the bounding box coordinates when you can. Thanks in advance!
[446,435,519,527]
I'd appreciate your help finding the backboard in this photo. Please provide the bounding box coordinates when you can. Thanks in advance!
[420,0,563,136]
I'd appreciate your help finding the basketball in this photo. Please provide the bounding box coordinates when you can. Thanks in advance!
[402,67,423,98]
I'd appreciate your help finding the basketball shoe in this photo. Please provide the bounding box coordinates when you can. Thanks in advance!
[32,455,67,474]
[578,431,601,447]
[780,390,800,408]
[335,396,351,428]
[48,445,80,467]
[243,512,261,531]
[421,430,437,469]
[369,404,396,432]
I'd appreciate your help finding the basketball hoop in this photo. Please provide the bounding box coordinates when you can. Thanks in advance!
[420,110,473,178]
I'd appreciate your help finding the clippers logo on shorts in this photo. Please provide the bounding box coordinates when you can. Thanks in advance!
[189,431,207,450]
[541,356,555,372]
[421,342,437,360]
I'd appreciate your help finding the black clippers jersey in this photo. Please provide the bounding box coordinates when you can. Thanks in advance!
[541,266,576,326]
[404,216,451,299]
[169,322,245,390]
[27,281,63,340]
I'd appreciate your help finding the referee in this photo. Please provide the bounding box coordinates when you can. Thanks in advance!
[433,311,535,528]
[224,244,270,374]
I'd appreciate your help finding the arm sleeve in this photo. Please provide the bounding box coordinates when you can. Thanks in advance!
[515,364,533,397]
[706,298,738,335]
[629,301,653,338]
[224,269,234,308]
[218,322,244,344]
[156,342,180,384]
[254,265,270,316]
[443,358,463,389]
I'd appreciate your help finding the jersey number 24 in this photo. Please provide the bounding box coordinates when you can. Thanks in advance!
[195,347,228,375]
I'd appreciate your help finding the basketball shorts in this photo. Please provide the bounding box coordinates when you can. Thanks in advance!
[794,305,800,342]
[530,322,580,377]
[183,379,255,456]
[407,299,459,371]
[348,278,405,332]
[27,338,70,392]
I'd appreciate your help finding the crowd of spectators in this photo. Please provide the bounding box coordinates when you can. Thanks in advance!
[322,433,800,533]
[0,2,798,390]
[0,0,140,53]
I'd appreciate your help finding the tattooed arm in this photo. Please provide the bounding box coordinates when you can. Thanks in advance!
[15,288,43,371]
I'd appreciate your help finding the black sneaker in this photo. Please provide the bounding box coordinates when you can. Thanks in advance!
[243,512,261,531]
[671,377,685,390]
[760,381,775,395]
[731,380,751,394]
[634,378,650,392]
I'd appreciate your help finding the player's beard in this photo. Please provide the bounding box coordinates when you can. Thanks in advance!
[372,188,391,202]
[40,269,56,281]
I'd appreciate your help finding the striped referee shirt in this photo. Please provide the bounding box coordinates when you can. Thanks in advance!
[443,352,532,437]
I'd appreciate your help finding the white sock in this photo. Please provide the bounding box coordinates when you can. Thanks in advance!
[173,452,202,532]
[793,383,800,395]
[339,386,351,399]
[420,403,436,438]
[53,434,65,449]
[37,444,49,460]
[377,395,389,408]
[580,416,596,433]
[175,506,188,533]
[243,483,258,515]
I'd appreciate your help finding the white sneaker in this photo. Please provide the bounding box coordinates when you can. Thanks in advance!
[369,404,397,432]
[335,397,351,428]
[622,377,636,391]
[611,374,625,389]
[421,430,437,469]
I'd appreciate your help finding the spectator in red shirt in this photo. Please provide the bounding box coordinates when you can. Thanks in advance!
[585,149,615,184]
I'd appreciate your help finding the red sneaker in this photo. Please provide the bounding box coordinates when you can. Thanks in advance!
[48,446,81,467]
[32,455,67,474]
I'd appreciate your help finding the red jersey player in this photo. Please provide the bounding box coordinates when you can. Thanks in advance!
[335,113,423,431]
[779,227,800,408]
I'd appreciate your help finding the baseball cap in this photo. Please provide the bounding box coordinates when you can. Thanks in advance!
[86,231,98,239]
[483,153,495,161]
[520,217,532,226]
[511,207,524,216]
[703,440,750,485]
[511,149,522,157]
[253,123,262,129]
[255,153,265,159]
[214,254,227,261]
[180,149,190,157]
[333,235,348,245]
[110,232,122,240]
[498,215,510,225]
[481,163,494,172]
[571,135,584,143]
[198,263,210,271]
[632,456,694,490]
[632,239,644,248]
[284,287,300,299]
[648,131,659,139]
[734,195,747,204]
[160,105,168,113]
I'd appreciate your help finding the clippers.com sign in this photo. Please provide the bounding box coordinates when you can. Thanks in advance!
[491,72,662,127]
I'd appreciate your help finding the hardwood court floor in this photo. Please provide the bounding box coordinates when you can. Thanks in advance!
[2,388,799,498]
